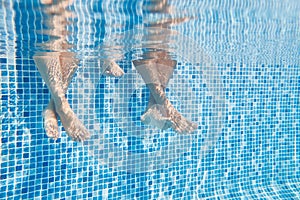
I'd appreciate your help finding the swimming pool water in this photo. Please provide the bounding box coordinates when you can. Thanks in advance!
[1,0,300,199]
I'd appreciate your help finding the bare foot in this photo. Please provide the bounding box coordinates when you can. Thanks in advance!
[40,0,53,5]
[43,99,59,140]
[55,100,90,142]
[141,104,172,130]
[167,107,198,134]
[141,103,197,134]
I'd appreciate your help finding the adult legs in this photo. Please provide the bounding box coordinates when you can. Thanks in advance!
[133,58,197,134]
[34,53,90,141]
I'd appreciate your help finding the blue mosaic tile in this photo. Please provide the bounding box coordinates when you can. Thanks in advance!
[1,0,300,199]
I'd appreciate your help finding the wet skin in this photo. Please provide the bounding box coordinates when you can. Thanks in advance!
[133,51,198,134]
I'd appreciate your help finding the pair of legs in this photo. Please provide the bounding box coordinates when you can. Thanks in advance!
[34,52,90,141]
[34,53,124,141]
[133,51,198,134]
[36,0,124,141]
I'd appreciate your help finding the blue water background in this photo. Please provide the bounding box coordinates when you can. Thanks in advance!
[1,0,300,199]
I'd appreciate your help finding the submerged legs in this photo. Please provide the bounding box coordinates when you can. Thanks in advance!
[34,53,90,141]
[35,51,197,140]
[133,57,198,134]
[34,53,125,141]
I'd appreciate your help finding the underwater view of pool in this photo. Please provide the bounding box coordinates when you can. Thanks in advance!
[1,0,300,199]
